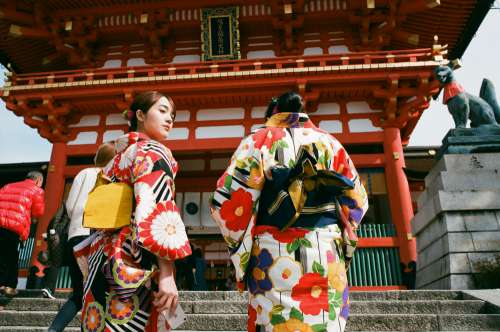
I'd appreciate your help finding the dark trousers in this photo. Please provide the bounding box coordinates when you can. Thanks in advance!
[48,235,87,332]
[43,265,59,293]
[0,228,20,288]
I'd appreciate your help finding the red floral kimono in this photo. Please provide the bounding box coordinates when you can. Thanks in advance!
[210,113,368,332]
[75,132,191,332]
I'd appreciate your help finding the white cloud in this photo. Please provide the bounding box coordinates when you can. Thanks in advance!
[0,66,52,163]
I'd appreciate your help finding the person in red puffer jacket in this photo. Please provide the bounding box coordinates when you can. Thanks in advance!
[0,171,45,297]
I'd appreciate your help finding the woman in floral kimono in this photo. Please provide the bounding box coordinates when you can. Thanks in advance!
[210,92,368,332]
[75,91,191,332]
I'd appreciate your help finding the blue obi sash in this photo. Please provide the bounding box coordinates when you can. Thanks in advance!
[256,145,354,230]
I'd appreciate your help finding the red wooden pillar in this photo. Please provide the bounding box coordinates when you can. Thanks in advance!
[383,127,417,280]
[29,143,67,282]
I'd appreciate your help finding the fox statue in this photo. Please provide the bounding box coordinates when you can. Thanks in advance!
[435,65,500,128]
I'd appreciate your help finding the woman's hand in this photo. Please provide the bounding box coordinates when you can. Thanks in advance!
[153,259,178,315]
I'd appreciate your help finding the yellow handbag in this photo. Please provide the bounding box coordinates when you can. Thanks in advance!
[83,172,133,230]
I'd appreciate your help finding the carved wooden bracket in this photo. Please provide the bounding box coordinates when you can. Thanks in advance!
[138,10,171,63]
[371,72,440,129]
[296,79,319,112]
[8,96,73,142]
[270,1,305,55]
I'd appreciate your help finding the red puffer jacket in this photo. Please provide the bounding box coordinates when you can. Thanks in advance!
[0,179,45,240]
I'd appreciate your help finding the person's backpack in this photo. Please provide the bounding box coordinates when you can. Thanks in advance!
[46,203,71,267]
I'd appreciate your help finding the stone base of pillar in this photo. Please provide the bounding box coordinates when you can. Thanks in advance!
[413,151,500,289]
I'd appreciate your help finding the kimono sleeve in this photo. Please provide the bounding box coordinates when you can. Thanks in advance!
[209,134,264,281]
[131,142,191,261]
[329,141,368,227]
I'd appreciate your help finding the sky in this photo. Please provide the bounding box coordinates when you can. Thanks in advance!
[0,10,499,163]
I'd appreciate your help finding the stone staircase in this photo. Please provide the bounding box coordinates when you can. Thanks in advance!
[1,290,500,331]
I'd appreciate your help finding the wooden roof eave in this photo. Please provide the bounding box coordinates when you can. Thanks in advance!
[449,0,494,59]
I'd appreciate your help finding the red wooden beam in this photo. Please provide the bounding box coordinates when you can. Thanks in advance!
[399,0,441,15]
[51,0,263,17]
[0,8,34,25]
[358,237,399,248]
[351,154,385,168]
[67,144,100,156]
[9,25,50,39]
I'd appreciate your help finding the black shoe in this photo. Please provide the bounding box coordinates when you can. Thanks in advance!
[41,288,56,299]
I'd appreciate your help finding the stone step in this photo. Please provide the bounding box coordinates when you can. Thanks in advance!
[1,311,500,331]
[0,298,487,315]
[1,330,498,332]
[347,314,500,331]
[11,289,464,301]
[2,330,499,332]
[349,290,463,301]
[350,300,486,314]
[0,329,245,332]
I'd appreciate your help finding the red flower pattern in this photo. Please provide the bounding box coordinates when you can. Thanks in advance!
[220,188,253,232]
[291,272,329,315]
[252,128,285,150]
[138,201,191,260]
[333,148,353,179]
[254,225,309,244]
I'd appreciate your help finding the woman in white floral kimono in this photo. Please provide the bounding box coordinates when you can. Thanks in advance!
[75,91,191,332]
[210,92,368,332]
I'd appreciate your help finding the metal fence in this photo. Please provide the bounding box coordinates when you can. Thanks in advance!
[18,237,35,269]
[348,247,403,286]
[356,223,396,238]
[55,266,72,289]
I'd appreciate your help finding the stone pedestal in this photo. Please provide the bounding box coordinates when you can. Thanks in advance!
[437,126,500,159]
[413,151,500,289]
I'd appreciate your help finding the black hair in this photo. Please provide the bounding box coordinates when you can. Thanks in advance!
[128,91,176,132]
[265,91,304,119]
[265,98,278,119]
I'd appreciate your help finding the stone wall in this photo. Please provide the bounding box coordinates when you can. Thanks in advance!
[412,153,500,289]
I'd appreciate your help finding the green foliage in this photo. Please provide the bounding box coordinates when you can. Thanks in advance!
[312,261,325,276]
[270,314,286,325]
[299,238,312,248]
[473,254,500,289]
[224,176,232,190]
[311,323,328,332]
[289,307,304,322]
[286,240,300,253]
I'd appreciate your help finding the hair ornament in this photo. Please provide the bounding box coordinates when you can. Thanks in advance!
[122,109,134,121]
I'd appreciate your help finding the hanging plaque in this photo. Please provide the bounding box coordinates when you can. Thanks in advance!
[201,7,240,61]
